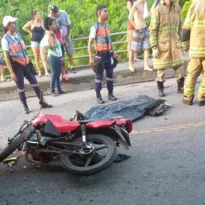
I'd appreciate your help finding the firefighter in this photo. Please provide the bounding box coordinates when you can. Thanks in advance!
[149,0,184,97]
[182,0,205,106]
[88,5,118,104]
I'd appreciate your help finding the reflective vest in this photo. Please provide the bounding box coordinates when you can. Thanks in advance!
[94,22,112,52]
[4,33,29,65]
[182,3,205,57]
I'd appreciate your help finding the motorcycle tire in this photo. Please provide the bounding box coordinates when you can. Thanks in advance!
[61,134,117,176]
[0,126,34,163]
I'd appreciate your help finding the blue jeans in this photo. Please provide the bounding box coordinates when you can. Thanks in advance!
[48,55,62,93]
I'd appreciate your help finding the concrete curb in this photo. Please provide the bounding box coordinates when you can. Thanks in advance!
[0,56,189,101]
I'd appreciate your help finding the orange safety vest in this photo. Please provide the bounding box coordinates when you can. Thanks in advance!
[94,22,112,52]
[4,33,29,66]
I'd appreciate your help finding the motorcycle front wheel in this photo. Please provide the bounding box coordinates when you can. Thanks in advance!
[61,134,117,176]
[0,126,34,163]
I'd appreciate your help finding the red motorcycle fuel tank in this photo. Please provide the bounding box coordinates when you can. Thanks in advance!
[32,114,81,133]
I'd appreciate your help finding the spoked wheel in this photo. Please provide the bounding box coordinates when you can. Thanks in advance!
[61,134,117,176]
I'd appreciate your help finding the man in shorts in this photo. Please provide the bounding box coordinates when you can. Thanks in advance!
[49,5,75,73]
[128,0,152,72]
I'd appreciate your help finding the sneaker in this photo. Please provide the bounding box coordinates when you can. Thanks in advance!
[51,92,58,97]
[57,90,66,95]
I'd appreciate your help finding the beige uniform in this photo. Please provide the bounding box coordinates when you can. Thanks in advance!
[149,3,184,82]
[182,2,205,103]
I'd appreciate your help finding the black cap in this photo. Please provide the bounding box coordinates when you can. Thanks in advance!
[49,5,59,13]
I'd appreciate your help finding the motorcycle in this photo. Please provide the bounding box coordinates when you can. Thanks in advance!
[0,92,132,176]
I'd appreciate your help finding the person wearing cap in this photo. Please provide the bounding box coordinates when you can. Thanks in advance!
[49,5,75,73]
[1,16,52,114]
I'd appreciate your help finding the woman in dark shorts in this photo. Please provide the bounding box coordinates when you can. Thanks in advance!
[23,10,49,77]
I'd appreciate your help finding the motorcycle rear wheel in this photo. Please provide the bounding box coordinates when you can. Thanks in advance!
[61,134,117,176]
[0,126,34,163]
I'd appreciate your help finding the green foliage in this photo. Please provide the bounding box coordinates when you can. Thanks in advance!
[0,0,192,67]
[181,0,192,21]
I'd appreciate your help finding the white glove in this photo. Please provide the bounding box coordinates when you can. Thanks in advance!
[152,47,160,58]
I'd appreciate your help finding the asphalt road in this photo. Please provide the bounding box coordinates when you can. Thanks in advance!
[1,78,205,205]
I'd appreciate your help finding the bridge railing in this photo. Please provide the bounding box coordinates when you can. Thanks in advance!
[0,31,128,70]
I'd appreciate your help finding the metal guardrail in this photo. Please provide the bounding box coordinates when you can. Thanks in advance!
[0,31,128,69]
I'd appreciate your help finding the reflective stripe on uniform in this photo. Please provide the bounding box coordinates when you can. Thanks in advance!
[95,79,102,83]
[17,88,25,93]
[31,84,39,87]
[106,77,113,81]
[184,87,195,95]
[198,86,205,95]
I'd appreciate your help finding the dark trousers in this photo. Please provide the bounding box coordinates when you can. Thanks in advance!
[95,54,114,93]
[11,61,41,104]
[48,55,62,93]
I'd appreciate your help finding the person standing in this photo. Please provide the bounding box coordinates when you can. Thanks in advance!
[127,0,140,72]
[49,5,75,73]
[23,10,50,77]
[44,17,64,96]
[182,0,205,105]
[55,24,69,81]
[149,0,184,97]
[88,5,118,104]
[2,16,52,114]
[128,0,153,72]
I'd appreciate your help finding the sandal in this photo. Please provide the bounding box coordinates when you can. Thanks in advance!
[134,58,141,62]
[63,74,69,81]
[45,73,50,77]
[0,77,11,83]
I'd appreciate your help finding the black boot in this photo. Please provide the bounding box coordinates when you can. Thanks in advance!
[177,78,185,94]
[157,81,165,97]
[198,101,205,106]
[42,102,53,108]
[183,95,194,105]
[96,92,104,104]
[108,92,117,101]
[23,102,30,114]
[39,92,53,108]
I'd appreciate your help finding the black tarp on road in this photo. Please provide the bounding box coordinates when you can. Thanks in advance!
[85,95,167,122]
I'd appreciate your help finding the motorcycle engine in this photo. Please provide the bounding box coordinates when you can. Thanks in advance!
[27,133,56,163]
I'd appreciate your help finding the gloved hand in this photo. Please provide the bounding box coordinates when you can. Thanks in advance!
[152,47,160,58]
